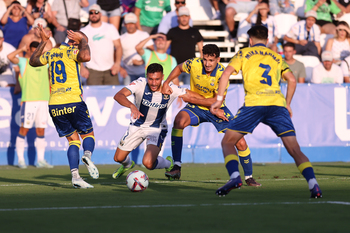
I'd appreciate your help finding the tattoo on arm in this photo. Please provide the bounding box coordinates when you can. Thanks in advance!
[77,38,91,62]
[29,41,47,67]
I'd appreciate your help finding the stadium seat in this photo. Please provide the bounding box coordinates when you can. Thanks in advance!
[274,14,297,39]
[293,0,306,18]
[337,13,350,27]
[236,13,250,42]
[176,0,215,20]
[320,33,334,50]
[294,55,321,83]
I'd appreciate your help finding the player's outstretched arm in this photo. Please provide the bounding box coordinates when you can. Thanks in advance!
[210,66,234,115]
[114,88,144,120]
[283,71,297,117]
[29,24,50,67]
[162,64,184,95]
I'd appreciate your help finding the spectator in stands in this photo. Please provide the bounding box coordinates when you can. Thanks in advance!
[284,10,321,58]
[166,6,203,85]
[26,0,53,24]
[209,0,222,19]
[134,0,171,35]
[333,0,350,13]
[136,33,177,81]
[340,54,350,82]
[212,0,227,21]
[325,21,350,65]
[18,18,53,56]
[80,4,122,85]
[305,0,342,35]
[158,0,193,34]
[97,0,121,31]
[312,50,343,83]
[0,0,8,20]
[120,13,154,84]
[0,1,34,48]
[0,29,16,87]
[225,0,267,40]
[283,42,306,83]
[51,0,89,45]
[269,0,295,15]
[245,2,279,52]
[121,0,136,16]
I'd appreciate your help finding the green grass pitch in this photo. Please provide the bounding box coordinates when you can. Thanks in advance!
[0,162,349,233]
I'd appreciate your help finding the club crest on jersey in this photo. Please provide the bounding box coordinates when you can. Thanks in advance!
[210,82,215,86]
[163,94,169,100]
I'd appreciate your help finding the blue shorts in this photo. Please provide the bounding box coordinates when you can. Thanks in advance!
[228,105,296,137]
[182,104,234,133]
[49,102,93,137]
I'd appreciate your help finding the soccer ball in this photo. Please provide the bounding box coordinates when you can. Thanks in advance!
[126,170,149,192]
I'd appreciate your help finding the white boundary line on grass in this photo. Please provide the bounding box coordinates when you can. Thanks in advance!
[0,201,349,212]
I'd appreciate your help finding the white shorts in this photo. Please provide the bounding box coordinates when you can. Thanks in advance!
[118,125,167,152]
[20,101,49,128]
[0,74,16,87]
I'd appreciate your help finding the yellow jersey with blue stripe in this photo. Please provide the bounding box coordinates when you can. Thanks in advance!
[227,43,291,107]
[39,43,83,105]
[182,57,228,110]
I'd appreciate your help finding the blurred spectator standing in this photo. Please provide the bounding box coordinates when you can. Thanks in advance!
[209,0,221,19]
[0,1,34,48]
[121,0,136,15]
[0,29,16,87]
[0,0,14,19]
[333,0,350,13]
[284,10,321,58]
[245,2,279,52]
[18,18,53,56]
[97,0,121,30]
[134,0,171,35]
[120,13,153,84]
[51,0,89,44]
[325,21,350,65]
[269,0,294,15]
[283,42,306,83]
[166,6,203,84]
[312,50,343,83]
[26,0,53,24]
[158,0,193,34]
[340,54,350,82]
[80,4,122,85]
[136,33,177,80]
[305,0,342,35]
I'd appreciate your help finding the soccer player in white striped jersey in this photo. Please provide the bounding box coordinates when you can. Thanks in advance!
[112,63,207,178]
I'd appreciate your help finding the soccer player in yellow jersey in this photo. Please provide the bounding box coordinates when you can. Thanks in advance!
[211,25,322,198]
[162,44,261,186]
[29,24,99,189]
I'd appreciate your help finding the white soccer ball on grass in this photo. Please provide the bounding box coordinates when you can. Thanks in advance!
[126,170,149,192]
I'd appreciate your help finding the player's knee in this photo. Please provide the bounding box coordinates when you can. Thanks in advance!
[173,117,187,129]
[235,138,247,150]
[142,159,154,170]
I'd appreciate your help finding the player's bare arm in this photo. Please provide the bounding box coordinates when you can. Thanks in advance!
[210,66,235,115]
[29,24,50,67]
[68,31,91,62]
[162,64,183,95]
[114,88,144,120]
[283,71,297,117]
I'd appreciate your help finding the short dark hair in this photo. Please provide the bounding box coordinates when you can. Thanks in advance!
[202,44,220,58]
[283,42,295,50]
[247,25,268,40]
[29,41,39,49]
[147,63,163,74]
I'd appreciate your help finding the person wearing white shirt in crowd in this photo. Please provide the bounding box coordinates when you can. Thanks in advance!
[284,10,321,58]
[312,50,343,84]
[0,29,16,87]
[340,55,350,83]
[80,4,122,85]
[119,13,154,85]
[157,0,193,34]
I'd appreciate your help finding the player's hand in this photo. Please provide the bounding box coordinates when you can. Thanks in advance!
[35,23,51,42]
[161,82,173,95]
[214,109,229,122]
[179,92,191,103]
[286,105,293,118]
[210,100,222,115]
[67,30,83,44]
[130,105,144,120]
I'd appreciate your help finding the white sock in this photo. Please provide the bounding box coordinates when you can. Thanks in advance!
[230,171,240,179]
[121,155,132,168]
[308,178,318,190]
[16,136,25,162]
[153,156,170,169]
[71,168,81,179]
[174,161,181,167]
[35,137,46,162]
[245,175,252,180]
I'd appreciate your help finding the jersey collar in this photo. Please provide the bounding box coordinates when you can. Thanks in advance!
[252,43,266,47]
[201,60,219,77]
